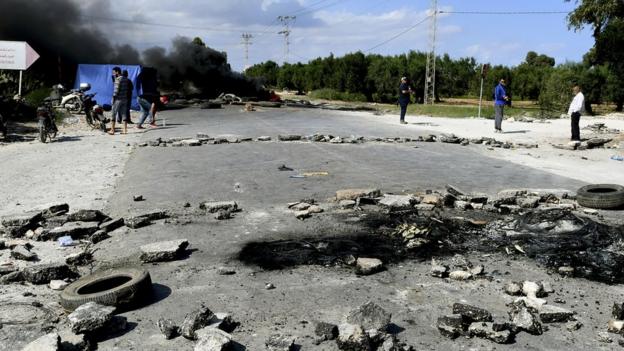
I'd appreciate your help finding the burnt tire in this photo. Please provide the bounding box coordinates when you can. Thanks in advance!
[577,184,624,209]
[60,268,152,311]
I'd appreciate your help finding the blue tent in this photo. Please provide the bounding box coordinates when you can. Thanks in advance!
[74,64,142,110]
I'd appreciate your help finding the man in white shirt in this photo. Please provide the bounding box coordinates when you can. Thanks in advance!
[567,85,585,141]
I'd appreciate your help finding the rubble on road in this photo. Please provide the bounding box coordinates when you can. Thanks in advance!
[199,201,239,213]
[181,305,215,340]
[140,239,189,263]
[337,323,371,350]
[124,210,168,229]
[336,188,381,201]
[68,302,116,334]
[158,318,180,340]
[346,301,391,331]
[49,279,70,291]
[195,327,232,351]
[11,245,37,261]
[265,334,296,351]
[314,321,339,343]
[20,332,60,351]
[356,258,384,275]
[23,263,75,284]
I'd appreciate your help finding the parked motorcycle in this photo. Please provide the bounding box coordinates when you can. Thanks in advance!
[37,97,58,143]
[87,100,111,132]
[0,110,6,138]
[61,83,91,113]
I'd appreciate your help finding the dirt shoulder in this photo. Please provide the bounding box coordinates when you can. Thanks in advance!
[0,115,143,217]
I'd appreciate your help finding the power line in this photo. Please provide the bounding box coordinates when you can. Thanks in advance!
[438,10,569,15]
[80,15,275,34]
[364,15,432,53]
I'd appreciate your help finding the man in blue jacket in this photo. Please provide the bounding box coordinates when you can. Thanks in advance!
[398,77,412,125]
[494,78,509,133]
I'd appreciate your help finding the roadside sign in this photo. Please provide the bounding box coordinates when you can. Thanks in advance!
[0,41,40,70]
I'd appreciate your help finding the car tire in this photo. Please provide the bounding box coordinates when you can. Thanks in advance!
[577,184,624,209]
[59,268,152,311]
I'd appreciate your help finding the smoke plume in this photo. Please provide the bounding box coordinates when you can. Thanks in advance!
[0,0,262,97]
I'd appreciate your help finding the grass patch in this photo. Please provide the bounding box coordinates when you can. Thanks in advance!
[309,88,368,102]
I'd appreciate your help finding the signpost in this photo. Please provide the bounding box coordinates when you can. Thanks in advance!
[0,41,40,96]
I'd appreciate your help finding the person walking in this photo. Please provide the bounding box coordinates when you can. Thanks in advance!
[398,77,412,125]
[122,70,134,124]
[109,67,130,135]
[493,78,509,133]
[568,84,585,142]
[136,67,160,128]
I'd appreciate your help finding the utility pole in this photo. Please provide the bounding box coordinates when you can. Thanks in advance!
[424,0,437,105]
[278,15,296,64]
[241,33,253,70]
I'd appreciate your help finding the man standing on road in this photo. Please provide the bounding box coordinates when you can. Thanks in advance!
[398,77,412,125]
[568,84,585,142]
[109,67,130,135]
[122,70,134,125]
[494,78,509,133]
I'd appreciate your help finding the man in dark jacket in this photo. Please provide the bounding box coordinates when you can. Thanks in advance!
[109,67,130,135]
[493,78,509,133]
[398,77,412,125]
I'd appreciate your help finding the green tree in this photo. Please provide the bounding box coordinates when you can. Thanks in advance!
[245,60,279,87]
[567,0,624,110]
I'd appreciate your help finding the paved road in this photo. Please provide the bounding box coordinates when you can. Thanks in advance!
[86,107,607,350]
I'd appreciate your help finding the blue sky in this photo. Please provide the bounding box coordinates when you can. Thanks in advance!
[82,0,595,71]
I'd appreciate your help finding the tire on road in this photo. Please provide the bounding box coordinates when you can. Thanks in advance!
[60,268,152,311]
[39,123,47,143]
[576,184,624,209]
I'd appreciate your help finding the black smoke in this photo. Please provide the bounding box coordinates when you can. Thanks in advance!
[0,0,263,98]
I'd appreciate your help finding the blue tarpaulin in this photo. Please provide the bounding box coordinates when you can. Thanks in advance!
[73,64,142,110]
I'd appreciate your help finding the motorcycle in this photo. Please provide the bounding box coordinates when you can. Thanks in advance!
[61,83,91,113]
[0,110,6,138]
[87,100,111,132]
[37,97,58,143]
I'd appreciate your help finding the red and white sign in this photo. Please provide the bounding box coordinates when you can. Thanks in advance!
[0,41,40,70]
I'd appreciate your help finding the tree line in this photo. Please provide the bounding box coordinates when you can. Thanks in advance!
[244,50,623,114]
[245,0,624,114]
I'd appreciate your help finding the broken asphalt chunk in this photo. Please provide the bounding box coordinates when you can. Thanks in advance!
[437,314,466,339]
[336,188,381,201]
[337,323,371,351]
[199,201,238,213]
[314,321,338,341]
[157,318,179,340]
[140,239,189,263]
[40,221,100,241]
[125,210,168,229]
[21,332,60,351]
[23,263,74,284]
[265,334,296,351]
[346,301,391,332]
[68,302,115,334]
[468,322,512,344]
[452,303,493,322]
[538,305,575,323]
[356,258,383,275]
[181,305,215,340]
[195,327,232,351]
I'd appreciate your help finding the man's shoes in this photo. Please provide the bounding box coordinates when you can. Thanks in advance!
[136,126,144,129]
[126,120,134,124]
[400,121,408,125]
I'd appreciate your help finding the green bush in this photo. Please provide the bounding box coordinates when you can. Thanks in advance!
[309,88,367,102]
[24,87,51,107]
